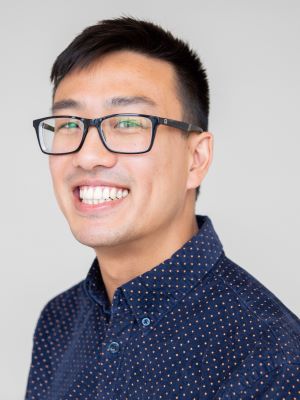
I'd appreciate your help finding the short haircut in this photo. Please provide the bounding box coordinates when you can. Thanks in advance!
[50,17,210,198]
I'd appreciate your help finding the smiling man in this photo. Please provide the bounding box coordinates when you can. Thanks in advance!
[25,17,300,400]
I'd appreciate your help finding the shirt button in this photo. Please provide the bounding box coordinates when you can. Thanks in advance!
[142,317,151,326]
[107,341,120,353]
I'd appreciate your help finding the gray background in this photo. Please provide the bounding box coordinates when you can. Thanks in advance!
[0,1,299,398]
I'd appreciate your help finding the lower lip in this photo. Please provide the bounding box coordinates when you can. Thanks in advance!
[73,189,128,213]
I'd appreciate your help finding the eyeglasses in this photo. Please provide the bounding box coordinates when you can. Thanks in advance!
[33,113,204,155]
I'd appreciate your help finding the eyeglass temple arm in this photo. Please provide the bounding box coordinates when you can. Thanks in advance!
[157,117,204,133]
[41,122,55,132]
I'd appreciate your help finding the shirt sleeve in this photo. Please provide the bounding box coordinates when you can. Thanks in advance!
[214,362,300,400]
[24,305,53,400]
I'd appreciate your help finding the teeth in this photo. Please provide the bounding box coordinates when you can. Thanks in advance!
[86,187,93,200]
[94,187,102,200]
[110,187,117,200]
[82,198,105,205]
[79,186,129,203]
[103,187,110,200]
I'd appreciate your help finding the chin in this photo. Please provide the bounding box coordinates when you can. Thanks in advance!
[70,225,131,249]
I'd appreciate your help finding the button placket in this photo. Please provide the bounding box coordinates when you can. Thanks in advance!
[142,317,151,327]
[101,291,134,359]
[107,341,120,354]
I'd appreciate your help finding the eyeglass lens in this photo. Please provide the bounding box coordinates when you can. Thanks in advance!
[38,115,153,154]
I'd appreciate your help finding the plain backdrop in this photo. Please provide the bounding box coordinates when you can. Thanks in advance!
[0,1,299,398]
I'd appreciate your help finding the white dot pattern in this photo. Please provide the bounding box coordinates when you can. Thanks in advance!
[25,215,300,399]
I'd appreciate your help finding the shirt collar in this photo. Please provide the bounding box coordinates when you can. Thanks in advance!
[84,215,224,328]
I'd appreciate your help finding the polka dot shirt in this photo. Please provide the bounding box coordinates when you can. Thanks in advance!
[25,215,300,399]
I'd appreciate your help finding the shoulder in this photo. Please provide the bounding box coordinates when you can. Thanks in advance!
[33,279,93,337]
[204,255,300,397]
[41,279,89,312]
[209,254,300,362]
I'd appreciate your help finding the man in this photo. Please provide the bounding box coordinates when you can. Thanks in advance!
[26,17,300,399]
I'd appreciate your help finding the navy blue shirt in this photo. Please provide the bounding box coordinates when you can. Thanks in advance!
[25,215,300,399]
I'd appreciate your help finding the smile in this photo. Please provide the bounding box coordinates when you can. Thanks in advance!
[79,186,129,205]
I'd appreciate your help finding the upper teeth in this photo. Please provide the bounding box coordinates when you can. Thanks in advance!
[79,186,129,203]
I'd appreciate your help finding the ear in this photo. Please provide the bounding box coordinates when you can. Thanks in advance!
[186,131,214,190]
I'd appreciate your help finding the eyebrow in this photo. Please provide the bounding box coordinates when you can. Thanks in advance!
[51,99,83,114]
[52,95,157,113]
[104,96,157,108]
[51,95,157,115]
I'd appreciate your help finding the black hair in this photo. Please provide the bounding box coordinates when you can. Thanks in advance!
[50,17,209,198]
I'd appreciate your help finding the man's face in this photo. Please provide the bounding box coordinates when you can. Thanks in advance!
[50,51,202,250]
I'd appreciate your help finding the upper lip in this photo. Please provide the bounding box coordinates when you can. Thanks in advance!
[72,179,130,191]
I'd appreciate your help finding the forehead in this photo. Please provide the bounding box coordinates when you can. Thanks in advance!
[53,51,182,117]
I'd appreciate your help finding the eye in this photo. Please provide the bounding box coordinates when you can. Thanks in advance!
[59,121,80,129]
[115,118,144,129]
[55,120,82,134]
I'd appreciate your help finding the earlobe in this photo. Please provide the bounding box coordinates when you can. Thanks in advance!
[186,132,213,190]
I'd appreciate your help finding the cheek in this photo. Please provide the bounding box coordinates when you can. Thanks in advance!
[128,139,188,205]
[152,135,189,188]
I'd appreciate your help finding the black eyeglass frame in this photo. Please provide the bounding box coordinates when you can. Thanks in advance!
[33,113,204,155]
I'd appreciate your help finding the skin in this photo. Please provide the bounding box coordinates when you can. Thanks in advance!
[50,50,213,304]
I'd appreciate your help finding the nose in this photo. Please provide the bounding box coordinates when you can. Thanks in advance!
[72,126,118,170]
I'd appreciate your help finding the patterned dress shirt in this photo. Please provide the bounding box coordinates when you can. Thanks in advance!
[25,215,300,399]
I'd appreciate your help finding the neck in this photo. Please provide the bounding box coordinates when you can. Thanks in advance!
[94,211,199,305]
